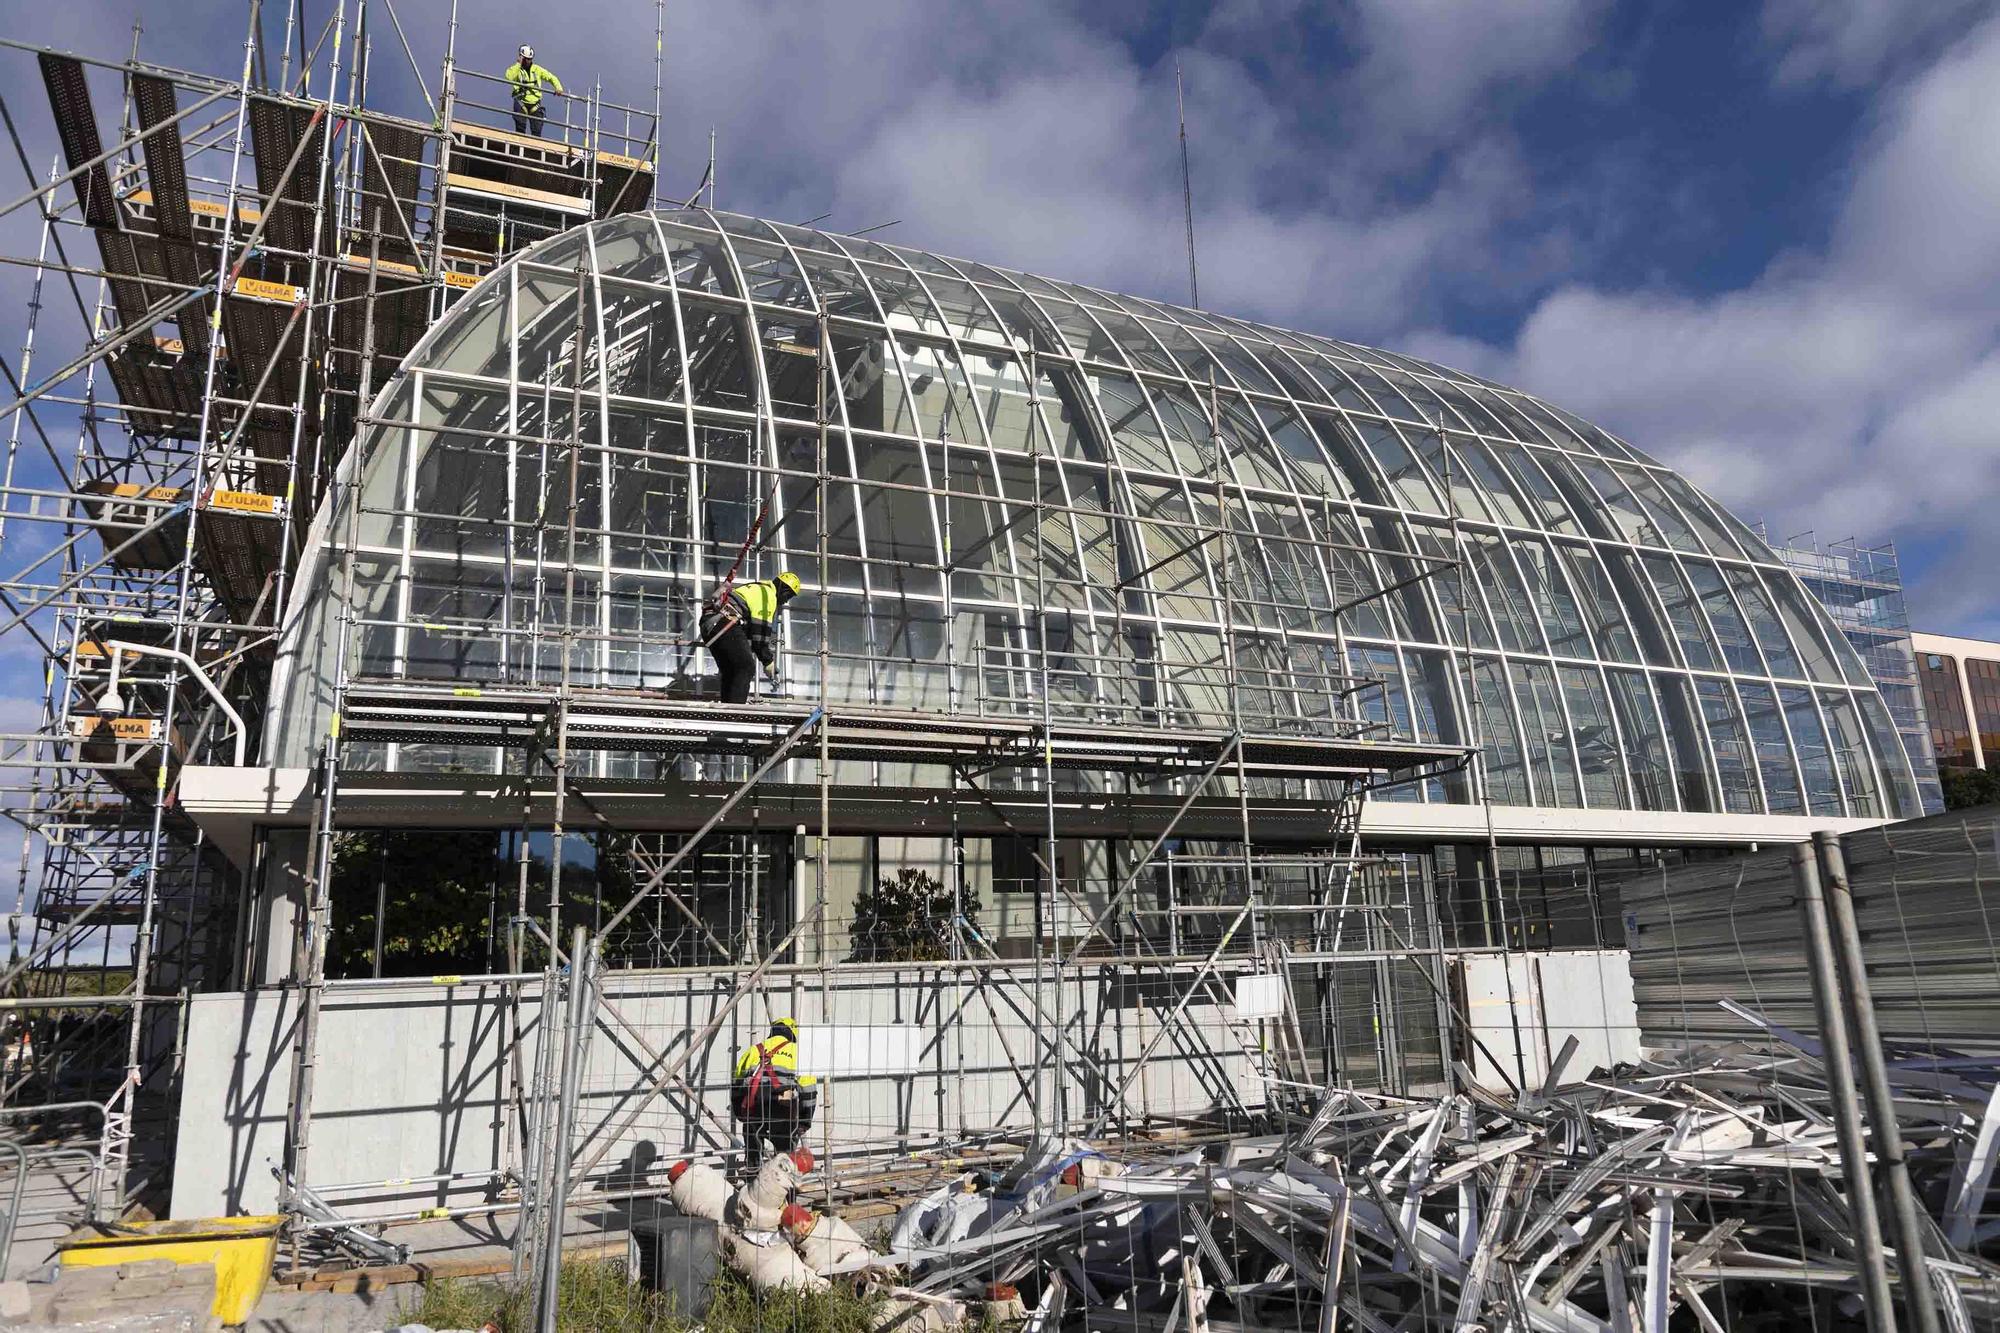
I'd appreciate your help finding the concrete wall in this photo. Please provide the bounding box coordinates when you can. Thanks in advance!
[173,949,1644,1221]
[172,961,1259,1221]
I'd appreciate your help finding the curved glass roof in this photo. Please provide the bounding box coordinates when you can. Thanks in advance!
[268,209,1922,822]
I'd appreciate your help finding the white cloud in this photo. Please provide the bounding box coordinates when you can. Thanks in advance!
[1346,0,1609,145]
[1471,15,2000,637]
[1761,0,1986,89]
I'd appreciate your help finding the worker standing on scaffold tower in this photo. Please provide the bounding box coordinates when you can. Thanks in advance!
[700,572,802,703]
[506,45,564,138]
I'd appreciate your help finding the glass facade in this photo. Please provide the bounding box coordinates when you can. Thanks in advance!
[269,210,1923,822]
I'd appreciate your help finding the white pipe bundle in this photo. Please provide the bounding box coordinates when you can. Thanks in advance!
[727,1151,806,1232]
[665,1160,728,1221]
[721,1228,829,1295]
[782,1203,871,1274]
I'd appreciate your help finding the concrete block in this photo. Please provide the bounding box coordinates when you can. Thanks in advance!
[0,1280,30,1320]
[116,1261,181,1281]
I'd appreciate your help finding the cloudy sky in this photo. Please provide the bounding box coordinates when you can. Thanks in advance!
[3,0,1998,648]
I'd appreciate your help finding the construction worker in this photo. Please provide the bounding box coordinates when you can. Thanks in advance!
[700,572,801,704]
[506,45,564,138]
[730,1017,817,1174]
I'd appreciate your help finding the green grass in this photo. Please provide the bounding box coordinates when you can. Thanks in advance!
[401,1258,892,1333]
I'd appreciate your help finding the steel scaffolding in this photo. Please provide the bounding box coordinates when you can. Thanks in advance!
[0,0,664,1218]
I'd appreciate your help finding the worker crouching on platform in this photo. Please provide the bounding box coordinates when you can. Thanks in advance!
[700,572,801,704]
[731,1017,818,1175]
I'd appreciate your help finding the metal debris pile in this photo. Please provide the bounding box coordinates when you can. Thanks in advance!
[825,1037,2000,1331]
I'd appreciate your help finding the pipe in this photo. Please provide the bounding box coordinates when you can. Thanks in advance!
[1814,830,1943,1333]
[1791,842,1893,1333]
[104,641,246,767]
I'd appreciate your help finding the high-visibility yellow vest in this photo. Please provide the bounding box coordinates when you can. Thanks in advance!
[505,62,563,109]
[732,1034,797,1080]
[730,580,782,625]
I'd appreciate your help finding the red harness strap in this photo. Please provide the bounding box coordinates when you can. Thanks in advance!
[738,1035,794,1116]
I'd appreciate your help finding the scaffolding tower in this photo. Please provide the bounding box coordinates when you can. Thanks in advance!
[0,0,664,1211]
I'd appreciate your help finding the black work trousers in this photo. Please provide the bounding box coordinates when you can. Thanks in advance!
[740,1109,802,1176]
[703,614,758,704]
[512,102,546,137]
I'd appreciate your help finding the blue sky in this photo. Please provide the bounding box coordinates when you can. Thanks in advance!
[1,0,1997,661]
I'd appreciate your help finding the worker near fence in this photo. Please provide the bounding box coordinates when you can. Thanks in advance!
[700,572,801,704]
[731,1017,817,1174]
[506,45,564,138]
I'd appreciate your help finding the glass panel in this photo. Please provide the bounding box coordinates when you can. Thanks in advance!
[1653,674,1714,813]
[1760,570,1844,683]
[1640,555,1718,670]
[1695,680,1762,814]
[1515,539,1590,658]
[1607,669,1675,811]
[1355,421,1443,513]
[1406,648,1471,802]
[1684,560,1762,674]
[1723,566,1803,679]
[1560,665,1628,808]
[1469,658,1531,804]
[1738,681,1804,816]
[1781,685,1842,815]
[1515,661,1582,808]
[1821,689,1882,819]
[1858,691,1921,818]
[1554,543,1638,663]
[1466,531,1542,653]
[1485,439,1579,533]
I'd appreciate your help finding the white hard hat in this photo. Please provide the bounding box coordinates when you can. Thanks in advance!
[519,44,534,61]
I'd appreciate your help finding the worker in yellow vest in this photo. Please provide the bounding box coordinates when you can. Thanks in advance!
[730,1017,817,1173]
[700,572,802,704]
[506,45,565,138]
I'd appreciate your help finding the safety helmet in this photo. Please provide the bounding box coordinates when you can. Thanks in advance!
[518,44,534,62]
[770,1016,798,1039]
[775,571,803,598]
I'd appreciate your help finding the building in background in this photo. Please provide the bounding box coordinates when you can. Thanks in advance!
[1769,535,1945,814]
[1914,630,2000,778]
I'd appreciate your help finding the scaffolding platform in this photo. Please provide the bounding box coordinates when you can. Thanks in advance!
[335,680,1468,779]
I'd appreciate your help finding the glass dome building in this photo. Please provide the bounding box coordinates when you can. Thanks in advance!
[267,208,1923,834]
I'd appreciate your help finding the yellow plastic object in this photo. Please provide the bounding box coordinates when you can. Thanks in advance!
[60,1215,283,1325]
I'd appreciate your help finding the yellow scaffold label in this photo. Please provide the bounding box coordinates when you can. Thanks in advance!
[206,489,282,517]
[232,276,300,304]
[69,716,161,742]
[452,688,482,697]
[328,713,341,738]
[418,1207,452,1220]
[443,271,480,290]
[430,975,463,986]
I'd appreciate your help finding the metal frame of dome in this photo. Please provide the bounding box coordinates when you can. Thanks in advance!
[266,208,1922,826]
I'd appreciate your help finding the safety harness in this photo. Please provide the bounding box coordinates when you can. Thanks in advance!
[736,1035,796,1117]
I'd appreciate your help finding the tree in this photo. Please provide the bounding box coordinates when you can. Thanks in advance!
[848,867,977,962]
[1941,764,2000,811]
[329,830,508,978]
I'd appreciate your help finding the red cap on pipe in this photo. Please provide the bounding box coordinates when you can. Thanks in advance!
[780,1202,815,1235]
[790,1147,816,1174]
[666,1161,690,1183]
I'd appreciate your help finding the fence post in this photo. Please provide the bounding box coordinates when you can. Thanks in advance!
[1815,830,1943,1333]
[535,926,597,1329]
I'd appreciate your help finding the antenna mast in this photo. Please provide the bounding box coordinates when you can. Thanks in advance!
[1176,60,1199,309]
